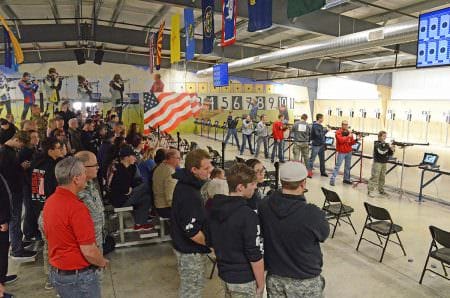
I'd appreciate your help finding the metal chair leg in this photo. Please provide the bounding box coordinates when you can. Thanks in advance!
[347,216,357,235]
[119,212,125,244]
[209,262,216,279]
[356,226,366,251]
[375,233,383,245]
[395,232,407,256]
[419,254,431,284]
[442,262,448,276]
[332,215,340,238]
[379,233,391,263]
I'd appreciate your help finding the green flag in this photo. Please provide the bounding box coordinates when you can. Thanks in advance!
[287,0,326,19]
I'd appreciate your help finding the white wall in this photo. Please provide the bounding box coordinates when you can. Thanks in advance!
[392,68,450,101]
[317,77,379,100]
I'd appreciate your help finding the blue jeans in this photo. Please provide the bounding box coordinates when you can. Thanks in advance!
[255,136,269,158]
[271,140,284,162]
[22,102,33,120]
[331,152,353,182]
[9,192,24,255]
[224,128,240,148]
[124,182,152,225]
[240,134,254,154]
[50,268,101,298]
[308,145,326,175]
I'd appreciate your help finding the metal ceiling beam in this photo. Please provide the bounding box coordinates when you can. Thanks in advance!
[0,4,22,25]
[92,0,103,21]
[143,0,416,56]
[110,0,126,27]
[364,0,450,24]
[16,24,344,75]
[142,5,170,31]
[48,0,61,24]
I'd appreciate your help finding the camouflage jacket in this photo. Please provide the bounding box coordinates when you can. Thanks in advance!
[78,180,105,250]
[31,114,48,140]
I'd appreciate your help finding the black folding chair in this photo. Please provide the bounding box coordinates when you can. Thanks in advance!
[356,202,407,263]
[206,146,214,153]
[211,150,222,167]
[190,141,198,151]
[207,254,217,279]
[321,187,357,238]
[419,225,450,284]
[235,156,246,163]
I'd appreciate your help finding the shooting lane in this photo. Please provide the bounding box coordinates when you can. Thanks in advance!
[314,72,450,204]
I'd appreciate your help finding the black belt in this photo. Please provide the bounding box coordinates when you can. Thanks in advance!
[51,265,97,276]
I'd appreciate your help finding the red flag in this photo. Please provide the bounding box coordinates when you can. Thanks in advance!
[156,21,165,70]
[149,33,155,74]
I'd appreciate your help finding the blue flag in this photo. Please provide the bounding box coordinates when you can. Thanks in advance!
[248,0,272,32]
[184,8,195,61]
[222,0,237,46]
[202,0,215,54]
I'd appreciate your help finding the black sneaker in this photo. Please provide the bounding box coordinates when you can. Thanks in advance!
[11,249,37,261]
[321,173,329,177]
[343,180,353,185]
[4,274,18,284]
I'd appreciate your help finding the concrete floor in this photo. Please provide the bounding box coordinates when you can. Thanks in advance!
[6,134,450,298]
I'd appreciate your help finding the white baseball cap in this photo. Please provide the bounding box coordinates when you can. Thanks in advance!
[279,161,308,182]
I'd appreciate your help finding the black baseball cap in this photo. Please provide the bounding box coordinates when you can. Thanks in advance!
[119,145,135,158]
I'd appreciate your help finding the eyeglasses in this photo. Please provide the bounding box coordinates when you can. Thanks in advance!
[85,163,99,168]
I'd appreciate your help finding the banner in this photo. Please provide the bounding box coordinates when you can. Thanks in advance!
[221,0,237,46]
[170,14,181,64]
[287,0,326,19]
[156,21,165,70]
[149,32,155,74]
[248,0,272,32]
[202,0,215,54]
[184,8,195,61]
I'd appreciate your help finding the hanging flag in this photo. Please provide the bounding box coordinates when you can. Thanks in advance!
[143,92,201,134]
[248,0,272,32]
[287,0,326,19]
[3,28,12,69]
[184,8,195,61]
[0,16,24,64]
[149,33,155,74]
[171,14,181,64]
[202,0,215,54]
[156,21,165,70]
[221,0,237,46]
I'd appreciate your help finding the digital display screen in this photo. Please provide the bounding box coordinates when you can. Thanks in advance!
[417,7,450,68]
[422,153,438,165]
[325,137,334,146]
[213,63,229,87]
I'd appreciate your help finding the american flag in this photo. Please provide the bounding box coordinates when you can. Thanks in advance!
[143,92,201,134]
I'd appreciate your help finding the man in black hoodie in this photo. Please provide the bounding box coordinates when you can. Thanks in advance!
[171,149,213,298]
[0,131,37,261]
[208,163,264,297]
[258,162,330,297]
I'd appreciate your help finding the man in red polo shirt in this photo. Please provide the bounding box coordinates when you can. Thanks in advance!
[271,114,287,163]
[43,157,108,298]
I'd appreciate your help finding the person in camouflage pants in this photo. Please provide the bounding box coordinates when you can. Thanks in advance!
[223,280,258,298]
[173,250,207,298]
[75,151,105,252]
[267,275,325,298]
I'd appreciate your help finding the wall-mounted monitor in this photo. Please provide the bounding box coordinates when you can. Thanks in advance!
[213,63,229,87]
[417,7,450,68]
